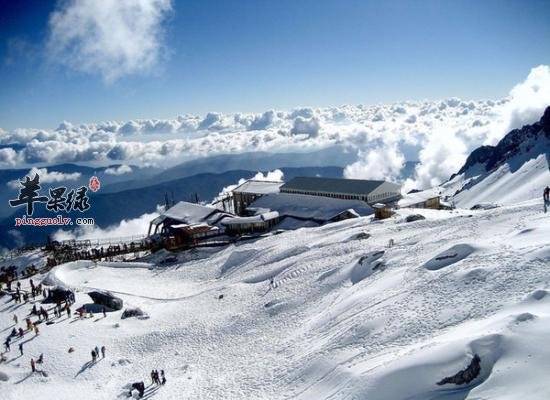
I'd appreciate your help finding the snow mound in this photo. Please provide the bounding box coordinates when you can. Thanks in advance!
[360,334,503,400]
[319,250,386,285]
[220,249,257,275]
[424,244,476,271]
[350,251,386,284]
[0,371,9,381]
[513,312,536,323]
[460,268,488,283]
[526,289,549,301]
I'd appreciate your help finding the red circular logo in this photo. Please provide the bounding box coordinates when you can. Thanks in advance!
[89,176,101,192]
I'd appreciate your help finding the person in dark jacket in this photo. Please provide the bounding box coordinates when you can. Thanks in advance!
[161,370,166,385]
[130,381,145,398]
[19,342,23,356]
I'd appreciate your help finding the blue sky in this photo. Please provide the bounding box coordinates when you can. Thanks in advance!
[1,0,549,130]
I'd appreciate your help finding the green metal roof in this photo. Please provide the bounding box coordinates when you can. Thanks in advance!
[280,177,386,196]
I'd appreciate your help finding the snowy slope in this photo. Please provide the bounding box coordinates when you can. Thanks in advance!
[442,106,550,208]
[443,148,550,208]
[1,200,550,399]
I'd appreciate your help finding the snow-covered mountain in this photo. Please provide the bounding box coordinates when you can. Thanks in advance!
[442,106,550,208]
[1,200,549,399]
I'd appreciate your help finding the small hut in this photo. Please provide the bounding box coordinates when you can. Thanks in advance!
[373,203,393,220]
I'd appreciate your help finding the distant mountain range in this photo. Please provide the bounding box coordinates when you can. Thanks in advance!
[0,145,420,248]
[0,166,345,248]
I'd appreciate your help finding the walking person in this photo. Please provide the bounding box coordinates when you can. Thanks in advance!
[34,323,40,335]
[91,349,97,363]
[161,370,166,385]
[102,307,106,318]
[101,345,106,358]
[150,370,156,385]
[19,342,23,356]
[13,314,18,324]
[4,337,11,352]
[31,358,36,373]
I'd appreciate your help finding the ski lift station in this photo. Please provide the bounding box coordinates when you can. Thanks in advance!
[147,176,405,250]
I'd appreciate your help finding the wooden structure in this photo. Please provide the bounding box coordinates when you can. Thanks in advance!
[221,211,280,235]
[161,224,220,250]
[373,203,393,220]
[398,189,442,210]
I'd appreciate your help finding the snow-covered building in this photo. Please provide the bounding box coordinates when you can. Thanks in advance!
[231,179,283,215]
[147,201,233,249]
[280,177,402,205]
[373,203,393,220]
[248,192,374,229]
[221,211,280,235]
[398,188,442,209]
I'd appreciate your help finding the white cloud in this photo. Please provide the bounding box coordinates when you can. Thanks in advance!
[290,117,321,137]
[104,164,133,175]
[0,148,19,166]
[47,0,172,82]
[53,209,160,241]
[8,167,81,189]
[487,65,550,143]
[251,169,284,182]
[406,126,468,190]
[2,64,548,191]
[344,144,405,181]
[215,169,284,201]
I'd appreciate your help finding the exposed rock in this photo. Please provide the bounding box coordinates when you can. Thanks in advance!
[437,354,481,386]
[405,214,426,223]
[354,232,371,240]
[470,203,499,210]
[88,290,123,311]
[43,286,74,304]
[121,307,148,320]
[451,105,550,180]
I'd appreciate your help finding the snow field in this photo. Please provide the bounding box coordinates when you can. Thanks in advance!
[1,199,549,399]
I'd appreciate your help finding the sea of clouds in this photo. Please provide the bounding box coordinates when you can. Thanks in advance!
[1,65,550,194]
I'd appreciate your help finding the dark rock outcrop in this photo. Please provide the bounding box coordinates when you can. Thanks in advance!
[43,286,74,304]
[451,106,550,180]
[405,214,426,223]
[437,354,481,386]
[121,307,147,319]
[88,290,123,311]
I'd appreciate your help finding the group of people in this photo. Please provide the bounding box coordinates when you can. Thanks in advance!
[3,267,169,398]
[30,354,44,372]
[91,345,106,362]
[30,304,50,321]
[1,278,77,375]
[150,369,166,385]
[127,370,167,398]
